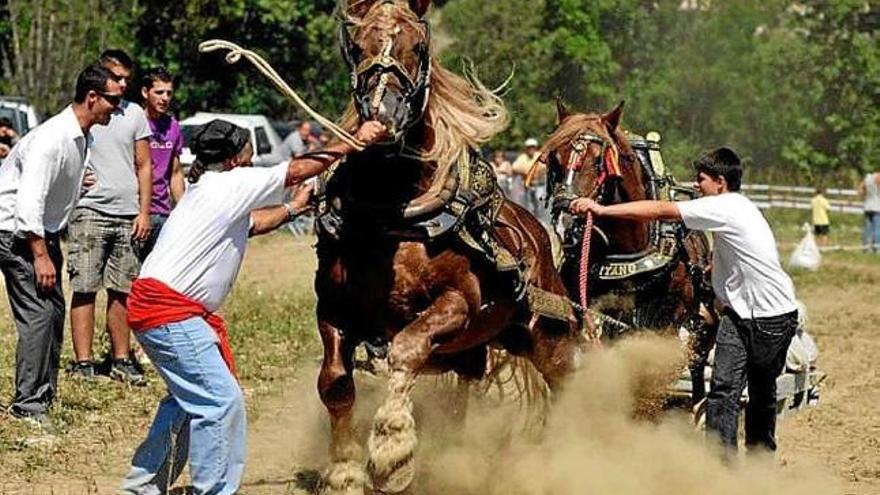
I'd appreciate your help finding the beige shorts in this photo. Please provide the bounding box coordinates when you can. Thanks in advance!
[67,208,140,294]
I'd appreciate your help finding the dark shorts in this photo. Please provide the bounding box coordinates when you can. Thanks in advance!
[813,224,830,236]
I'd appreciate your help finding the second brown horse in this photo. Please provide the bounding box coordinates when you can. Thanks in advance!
[540,100,719,408]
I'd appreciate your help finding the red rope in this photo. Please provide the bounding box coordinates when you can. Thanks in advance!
[579,212,601,344]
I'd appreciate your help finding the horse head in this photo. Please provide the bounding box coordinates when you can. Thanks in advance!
[540,100,647,253]
[336,0,508,220]
[340,0,433,141]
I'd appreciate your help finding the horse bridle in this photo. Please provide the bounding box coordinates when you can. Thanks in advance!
[339,2,432,137]
[548,131,621,211]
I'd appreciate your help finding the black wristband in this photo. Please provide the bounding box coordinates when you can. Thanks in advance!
[283,204,297,222]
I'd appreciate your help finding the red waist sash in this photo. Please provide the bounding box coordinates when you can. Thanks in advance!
[127,277,236,376]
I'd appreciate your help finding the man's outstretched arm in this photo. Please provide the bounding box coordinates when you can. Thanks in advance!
[570,198,682,222]
[283,121,387,188]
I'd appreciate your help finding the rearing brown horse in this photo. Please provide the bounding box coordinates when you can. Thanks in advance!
[314,1,581,493]
[540,100,719,405]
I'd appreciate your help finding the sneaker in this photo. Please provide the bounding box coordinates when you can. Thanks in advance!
[8,406,58,434]
[66,360,96,380]
[110,358,146,386]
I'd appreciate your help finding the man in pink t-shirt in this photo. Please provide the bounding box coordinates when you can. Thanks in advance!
[137,67,184,261]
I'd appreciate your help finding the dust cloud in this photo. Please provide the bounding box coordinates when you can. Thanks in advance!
[258,335,839,495]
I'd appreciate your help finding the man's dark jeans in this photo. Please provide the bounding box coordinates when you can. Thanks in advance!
[133,214,168,263]
[706,308,798,452]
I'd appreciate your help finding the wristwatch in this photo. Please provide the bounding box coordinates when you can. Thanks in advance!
[283,203,298,222]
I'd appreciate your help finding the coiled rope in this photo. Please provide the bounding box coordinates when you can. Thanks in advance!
[198,39,365,151]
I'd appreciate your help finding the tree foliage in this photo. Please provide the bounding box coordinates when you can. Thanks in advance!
[441,0,879,181]
[0,0,138,114]
[0,0,876,181]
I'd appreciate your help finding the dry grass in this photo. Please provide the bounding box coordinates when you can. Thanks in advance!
[0,233,320,494]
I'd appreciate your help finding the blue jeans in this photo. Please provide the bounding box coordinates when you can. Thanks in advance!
[864,211,880,252]
[120,317,246,495]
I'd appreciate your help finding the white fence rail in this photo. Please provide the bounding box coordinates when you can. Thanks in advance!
[741,184,863,215]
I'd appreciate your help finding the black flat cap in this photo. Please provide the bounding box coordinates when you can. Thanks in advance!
[191,119,251,164]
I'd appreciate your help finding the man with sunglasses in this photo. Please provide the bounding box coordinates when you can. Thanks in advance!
[67,49,153,385]
[570,147,799,457]
[0,64,121,427]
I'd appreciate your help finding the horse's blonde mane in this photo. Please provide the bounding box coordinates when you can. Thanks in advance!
[340,0,509,194]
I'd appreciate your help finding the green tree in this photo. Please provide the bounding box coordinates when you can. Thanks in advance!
[0,0,138,114]
[132,0,348,121]
[440,0,625,148]
[769,1,880,179]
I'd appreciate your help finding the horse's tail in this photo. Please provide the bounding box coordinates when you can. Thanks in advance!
[472,349,550,431]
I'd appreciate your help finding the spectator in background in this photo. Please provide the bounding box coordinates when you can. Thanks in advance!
[491,150,512,180]
[67,49,152,385]
[0,117,19,147]
[0,118,19,161]
[492,150,521,203]
[137,67,185,261]
[0,64,121,426]
[511,138,548,223]
[278,120,315,159]
[858,170,880,253]
[810,186,831,246]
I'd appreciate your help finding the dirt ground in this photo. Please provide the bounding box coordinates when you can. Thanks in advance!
[1,233,878,494]
[240,240,880,495]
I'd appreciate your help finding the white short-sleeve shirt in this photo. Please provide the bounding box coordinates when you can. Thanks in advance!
[139,163,288,311]
[676,192,797,318]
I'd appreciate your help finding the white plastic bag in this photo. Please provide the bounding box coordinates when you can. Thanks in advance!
[787,300,819,371]
[789,223,821,271]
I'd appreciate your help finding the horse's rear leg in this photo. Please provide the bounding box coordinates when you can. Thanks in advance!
[318,320,364,495]
[368,290,470,494]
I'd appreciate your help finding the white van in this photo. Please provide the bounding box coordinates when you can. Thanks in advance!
[0,97,42,135]
[179,113,285,169]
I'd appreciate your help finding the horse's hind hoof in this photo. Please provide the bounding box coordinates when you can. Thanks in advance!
[367,454,415,494]
[320,460,366,495]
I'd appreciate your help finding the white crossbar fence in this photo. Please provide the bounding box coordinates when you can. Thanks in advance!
[741,184,864,215]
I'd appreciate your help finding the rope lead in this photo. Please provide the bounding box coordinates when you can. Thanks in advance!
[198,39,365,151]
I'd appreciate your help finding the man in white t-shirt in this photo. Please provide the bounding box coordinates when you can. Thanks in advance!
[119,118,388,495]
[571,147,799,455]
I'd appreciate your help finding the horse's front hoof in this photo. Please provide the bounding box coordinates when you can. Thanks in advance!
[321,460,366,495]
[367,454,415,494]
[367,397,418,493]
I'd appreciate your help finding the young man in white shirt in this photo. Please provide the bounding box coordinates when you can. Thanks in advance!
[0,64,122,425]
[119,118,387,495]
[571,147,799,454]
